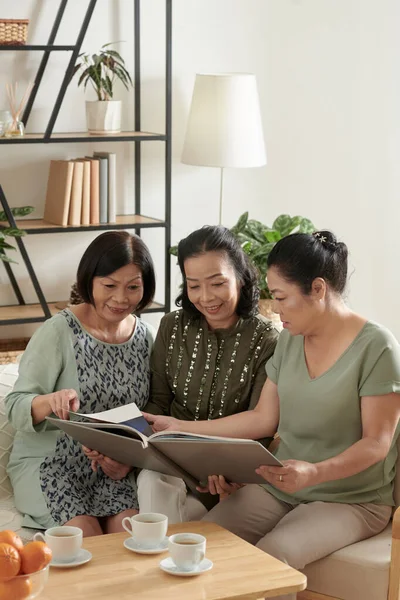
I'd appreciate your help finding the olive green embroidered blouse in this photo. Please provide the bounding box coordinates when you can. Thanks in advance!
[145,309,279,420]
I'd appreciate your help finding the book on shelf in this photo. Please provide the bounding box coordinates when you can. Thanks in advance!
[94,151,116,223]
[46,403,282,490]
[68,161,84,226]
[84,157,100,224]
[96,155,109,224]
[76,159,91,226]
[43,160,74,227]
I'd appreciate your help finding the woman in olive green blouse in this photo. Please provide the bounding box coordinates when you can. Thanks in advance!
[147,230,400,600]
[137,225,279,521]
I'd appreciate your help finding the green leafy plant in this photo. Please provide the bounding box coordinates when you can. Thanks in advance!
[170,212,316,299]
[72,43,133,101]
[0,206,34,264]
[231,212,316,298]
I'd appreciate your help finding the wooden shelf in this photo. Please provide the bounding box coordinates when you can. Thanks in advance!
[0,45,75,51]
[0,131,167,144]
[0,300,165,325]
[0,215,166,234]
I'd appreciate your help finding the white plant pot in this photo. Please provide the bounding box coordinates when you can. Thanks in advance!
[85,100,121,135]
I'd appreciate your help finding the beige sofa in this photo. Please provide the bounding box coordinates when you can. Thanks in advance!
[0,362,36,541]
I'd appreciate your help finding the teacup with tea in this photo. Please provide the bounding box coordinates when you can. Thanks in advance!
[122,512,168,549]
[168,533,206,571]
[34,526,83,563]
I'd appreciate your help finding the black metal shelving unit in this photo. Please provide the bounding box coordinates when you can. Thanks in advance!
[0,0,172,326]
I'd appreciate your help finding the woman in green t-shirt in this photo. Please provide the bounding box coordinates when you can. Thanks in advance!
[145,230,400,598]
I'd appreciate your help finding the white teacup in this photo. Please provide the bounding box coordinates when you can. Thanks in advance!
[34,526,83,563]
[168,533,206,571]
[122,513,168,549]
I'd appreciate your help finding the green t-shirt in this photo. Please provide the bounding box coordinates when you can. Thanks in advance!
[265,321,400,505]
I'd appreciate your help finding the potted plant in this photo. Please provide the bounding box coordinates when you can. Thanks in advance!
[0,206,34,263]
[72,43,133,135]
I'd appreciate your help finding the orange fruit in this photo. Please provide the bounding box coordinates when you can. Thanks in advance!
[0,576,32,600]
[20,541,52,575]
[0,543,21,578]
[0,531,23,553]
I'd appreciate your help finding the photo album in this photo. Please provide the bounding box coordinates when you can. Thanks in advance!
[47,402,282,490]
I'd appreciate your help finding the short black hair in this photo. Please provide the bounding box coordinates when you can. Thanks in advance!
[76,231,155,312]
[267,230,348,295]
[176,225,259,319]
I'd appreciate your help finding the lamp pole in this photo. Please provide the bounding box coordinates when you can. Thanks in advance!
[219,167,224,225]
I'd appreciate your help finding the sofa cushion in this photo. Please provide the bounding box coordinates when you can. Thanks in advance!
[0,363,19,500]
[303,524,391,600]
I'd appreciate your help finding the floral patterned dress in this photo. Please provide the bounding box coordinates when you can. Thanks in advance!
[39,310,150,525]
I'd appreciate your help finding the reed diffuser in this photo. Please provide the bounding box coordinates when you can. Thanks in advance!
[5,81,34,138]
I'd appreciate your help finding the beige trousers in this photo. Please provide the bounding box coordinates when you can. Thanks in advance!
[202,484,391,600]
[137,469,208,523]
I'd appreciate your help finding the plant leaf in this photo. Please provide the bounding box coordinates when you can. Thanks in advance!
[231,212,248,235]
[298,217,316,234]
[264,230,281,243]
[0,241,16,250]
[169,245,178,256]
[272,214,298,237]
[0,254,17,263]
[1,227,26,237]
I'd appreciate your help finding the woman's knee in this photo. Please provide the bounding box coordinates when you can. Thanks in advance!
[256,534,306,570]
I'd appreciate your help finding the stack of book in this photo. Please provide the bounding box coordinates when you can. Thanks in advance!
[43,151,117,226]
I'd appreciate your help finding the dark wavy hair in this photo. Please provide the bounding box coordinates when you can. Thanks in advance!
[76,231,155,312]
[176,225,260,319]
[267,230,348,295]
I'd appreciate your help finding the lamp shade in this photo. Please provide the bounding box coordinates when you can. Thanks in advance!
[181,73,267,168]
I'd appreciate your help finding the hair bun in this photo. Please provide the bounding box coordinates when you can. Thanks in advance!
[313,230,338,249]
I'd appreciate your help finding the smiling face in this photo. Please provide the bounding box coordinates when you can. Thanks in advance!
[91,263,144,323]
[184,250,241,330]
[267,266,326,336]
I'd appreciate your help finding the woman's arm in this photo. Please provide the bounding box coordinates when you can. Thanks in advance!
[144,378,280,440]
[315,393,400,482]
[259,392,400,492]
[5,319,79,430]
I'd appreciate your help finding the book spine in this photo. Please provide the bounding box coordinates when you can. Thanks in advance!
[90,159,100,224]
[68,161,84,226]
[107,153,117,223]
[80,160,91,226]
[98,158,108,224]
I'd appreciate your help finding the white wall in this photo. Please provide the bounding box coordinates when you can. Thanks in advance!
[0,0,399,339]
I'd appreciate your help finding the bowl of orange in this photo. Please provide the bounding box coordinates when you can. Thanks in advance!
[0,531,52,600]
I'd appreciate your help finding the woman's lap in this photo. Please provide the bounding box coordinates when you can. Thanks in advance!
[202,484,392,570]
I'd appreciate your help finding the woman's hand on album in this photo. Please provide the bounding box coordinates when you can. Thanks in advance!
[48,389,79,420]
[141,412,181,433]
[256,459,318,493]
[95,456,132,480]
[82,446,103,472]
[82,446,131,479]
[196,475,244,499]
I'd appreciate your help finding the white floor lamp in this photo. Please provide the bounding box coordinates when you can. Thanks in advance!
[181,73,267,225]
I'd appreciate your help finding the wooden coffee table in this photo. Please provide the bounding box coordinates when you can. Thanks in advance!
[40,521,307,599]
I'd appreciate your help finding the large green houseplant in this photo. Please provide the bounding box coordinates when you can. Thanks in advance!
[0,206,34,264]
[230,212,316,299]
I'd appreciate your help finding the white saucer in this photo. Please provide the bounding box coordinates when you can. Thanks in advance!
[159,557,213,577]
[124,536,169,555]
[50,549,92,568]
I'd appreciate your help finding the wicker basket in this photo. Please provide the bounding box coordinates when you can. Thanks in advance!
[0,338,29,364]
[0,19,29,46]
